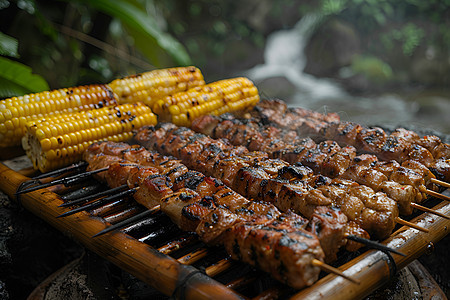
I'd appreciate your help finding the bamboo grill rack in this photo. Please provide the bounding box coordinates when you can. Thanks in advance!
[0,158,449,299]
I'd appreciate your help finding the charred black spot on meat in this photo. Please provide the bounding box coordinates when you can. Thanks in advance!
[181,206,201,221]
[267,189,276,199]
[382,137,399,152]
[235,207,255,215]
[185,175,204,190]
[315,175,329,186]
[166,166,183,176]
[159,159,172,165]
[211,213,219,224]
[279,235,298,247]
[179,192,195,202]
[200,196,215,208]
[221,191,233,198]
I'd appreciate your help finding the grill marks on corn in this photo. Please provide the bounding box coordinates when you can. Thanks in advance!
[22,103,158,172]
[0,84,119,147]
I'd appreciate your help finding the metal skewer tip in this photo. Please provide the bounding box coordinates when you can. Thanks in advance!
[16,167,109,195]
[395,217,429,233]
[92,205,161,238]
[57,187,138,218]
[32,161,88,180]
[345,235,406,256]
[311,259,360,284]
[59,184,129,207]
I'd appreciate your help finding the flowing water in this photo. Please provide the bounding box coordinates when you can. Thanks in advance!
[245,14,450,134]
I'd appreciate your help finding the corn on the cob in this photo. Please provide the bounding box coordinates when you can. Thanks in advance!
[22,103,157,172]
[153,77,260,127]
[0,84,118,147]
[109,66,205,107]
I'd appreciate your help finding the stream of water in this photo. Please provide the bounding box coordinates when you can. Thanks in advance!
[245,14,450,135]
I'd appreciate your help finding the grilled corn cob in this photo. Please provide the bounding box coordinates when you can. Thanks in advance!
[109,66,205,107]
[0,84,118,147]
[153,77,260,126]
[22,103,157,172]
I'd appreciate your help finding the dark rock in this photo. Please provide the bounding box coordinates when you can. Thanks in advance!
[0,190,83,299]
[0,280,9,300]
[304,18,361,77]
[410,54,450,86]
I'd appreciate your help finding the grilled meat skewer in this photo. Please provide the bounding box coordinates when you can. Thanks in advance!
[249,99,450,182]
[83,142,353,287]
[135,124,398,240]
[191,114,439,215]
[85,141,356,259]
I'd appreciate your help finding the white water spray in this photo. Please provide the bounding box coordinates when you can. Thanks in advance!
[246,13,346,100]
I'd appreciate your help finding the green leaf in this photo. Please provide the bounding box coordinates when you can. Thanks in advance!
[0,32,19,58]
[76,0,191,66]
[0,56,49,98]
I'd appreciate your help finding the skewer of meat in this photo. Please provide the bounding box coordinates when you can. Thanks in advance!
[234,103,450,196]
[82,142,358,287]
[248,99,450,183]
[85,141,363,257]
[190,114,449,216]
[134,124,403,240]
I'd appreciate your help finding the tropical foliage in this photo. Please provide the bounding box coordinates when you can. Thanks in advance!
[0,0,192,97]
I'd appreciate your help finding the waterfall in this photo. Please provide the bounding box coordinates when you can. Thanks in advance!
[246,13,346,100]
[245,13,423,130]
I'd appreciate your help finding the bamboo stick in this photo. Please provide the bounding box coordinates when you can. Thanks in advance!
[291,200,450,300]
[0,162,243,300]
[178,248,209,265]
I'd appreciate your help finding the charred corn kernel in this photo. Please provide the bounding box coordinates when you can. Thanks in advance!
[160,77,260,126]
[109,66,205,108]
[22,102,157,172]
[0,84,118,147]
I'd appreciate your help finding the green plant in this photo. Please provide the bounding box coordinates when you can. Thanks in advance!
[351,54,393,83]
[0,32,49,98]
[0,0,192,93]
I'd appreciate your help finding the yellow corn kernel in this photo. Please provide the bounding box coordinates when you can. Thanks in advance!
[22,102,157,172]
[109,66,205,108]
[159,77,259,126]
[0,84,118,147]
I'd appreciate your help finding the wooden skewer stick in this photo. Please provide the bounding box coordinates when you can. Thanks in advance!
[395,217,429,233]
[411,203,449,220]
[205,259,233,277]
[311,259,360,284]
[422,188,450,202]
[430,178,450,189]
[177,248,209,265]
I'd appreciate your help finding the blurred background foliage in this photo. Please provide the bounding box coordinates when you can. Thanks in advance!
[0,0,449,97]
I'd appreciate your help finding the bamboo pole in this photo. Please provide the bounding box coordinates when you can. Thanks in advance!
[0,163,243,300]
[291,200,450,300]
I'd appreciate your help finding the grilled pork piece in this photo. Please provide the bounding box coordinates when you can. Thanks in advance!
[248,100,450,182]
[135,125,396,240]
[84,142,348,265]
[83,144,337,288]
[191,113,440,215]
